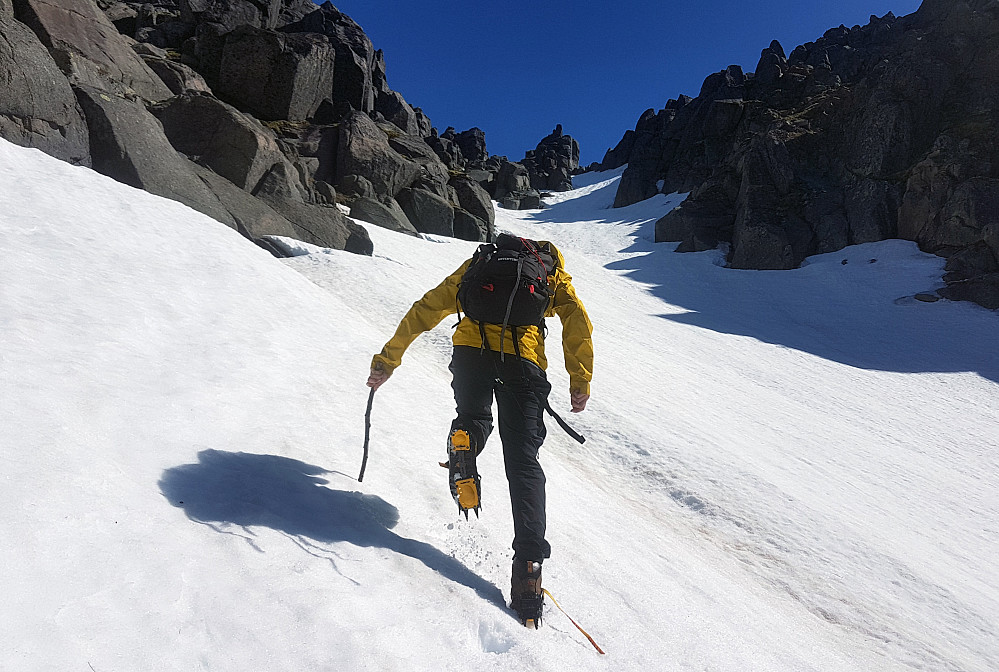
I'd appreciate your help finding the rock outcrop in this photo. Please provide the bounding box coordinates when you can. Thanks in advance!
[522,124,579,192]
[1,0,588,253]
[13,0,172,101]
[0,15,90,164]
[215,25,334,122]
[595,0,999,309]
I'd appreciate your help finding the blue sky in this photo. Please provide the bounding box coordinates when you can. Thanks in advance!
[336,1,924,165]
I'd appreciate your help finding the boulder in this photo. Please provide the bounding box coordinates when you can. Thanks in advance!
[138,19,197,51]
[281,2,383,113]
[375,89,421,136]
[335,111,419,197]
[493,159,532,199]
[499,192,541,210]
[454,127,488,165]
[216,25,334,122]
[935,177,999,251]
[844,178,899,244]
[185,20,228,84]
[0,15,90,165]
[349,196,417,236]
[655,193,734,247]
[338,173,375,199]
[150,92,299,195]
[132,42,168,59]
[944,242,999,282]
[522,124,579,192]
[313,179,335,204]
[190,160,370,253]
[13,0,172,101]
[424,132,463,170]
[449,174,494,228]
[256,187,371,254]
[729,191,796,270]
[142,56,212,95]
[938,274,999,310]
[386,132,450,188]
[452,208,489,242]
[397,187,453,236]
[73,84,233,224]
[802,189,850,253]
[251,160,306,202]
[178,0,262,32]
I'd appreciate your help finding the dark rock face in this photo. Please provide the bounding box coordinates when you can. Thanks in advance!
[142,55,211,95]
[14,0,171,101]
[281,2,386,114]
[0,15,90,164]
[522,124,579,192]
[179,0,258,32]
[492,158,542,210]
[73,84,233,223]
[376,89,422,137]
[599,129,635,171]
[189,159,370,255]
[349,196,417,236]
[386,132,450,190]
[397,186,454,236]
[453,209,489,242]
[73,84,365,252]
[0,0,491,256]
[151,92,297,193]
[454,127,488,164]
[449,175,494,229]
[606,3,999,308]
[178,0,313,33]
[216,25,333,122]
[335,110,420,197]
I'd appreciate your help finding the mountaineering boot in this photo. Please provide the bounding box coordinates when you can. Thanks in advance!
[511,559,544,628]
[446,428,480,519]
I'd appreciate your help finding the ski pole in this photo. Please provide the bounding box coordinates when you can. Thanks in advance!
[358,387,375,482]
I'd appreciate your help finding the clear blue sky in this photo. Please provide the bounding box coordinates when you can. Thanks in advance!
[335,0,924,165]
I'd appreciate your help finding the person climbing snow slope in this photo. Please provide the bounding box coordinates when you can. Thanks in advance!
[367,234,593,626]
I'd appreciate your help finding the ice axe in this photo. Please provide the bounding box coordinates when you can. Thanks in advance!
[357,387,375,482]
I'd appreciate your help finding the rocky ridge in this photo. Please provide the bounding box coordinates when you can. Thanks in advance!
[592,0,999,310]
[1,0,582,256]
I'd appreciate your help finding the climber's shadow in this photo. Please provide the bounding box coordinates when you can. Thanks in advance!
[159,449,505,607]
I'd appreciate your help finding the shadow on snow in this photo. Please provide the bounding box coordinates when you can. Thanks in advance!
[532,172,999,384]
[159,449,506,607]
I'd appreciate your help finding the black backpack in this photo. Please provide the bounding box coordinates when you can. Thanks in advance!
[457,234,556,330]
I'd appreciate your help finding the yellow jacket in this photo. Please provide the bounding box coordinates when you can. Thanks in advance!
[371,241,593,394]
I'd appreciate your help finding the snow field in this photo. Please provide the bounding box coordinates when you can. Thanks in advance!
[2,138,997,670]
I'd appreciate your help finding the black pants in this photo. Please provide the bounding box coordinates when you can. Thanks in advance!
[449,345,552,562]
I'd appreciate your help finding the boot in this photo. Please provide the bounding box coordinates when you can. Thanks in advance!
[511,559,544,627]
[446,428,480,519]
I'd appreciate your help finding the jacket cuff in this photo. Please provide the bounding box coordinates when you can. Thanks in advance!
[371,354,396,374]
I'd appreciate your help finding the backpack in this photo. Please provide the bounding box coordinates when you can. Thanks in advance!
[457,234,556,330]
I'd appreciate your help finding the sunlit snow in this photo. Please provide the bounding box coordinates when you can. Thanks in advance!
[2,139,997,671]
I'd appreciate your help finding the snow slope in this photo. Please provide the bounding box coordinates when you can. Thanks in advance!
[2,138,997,671]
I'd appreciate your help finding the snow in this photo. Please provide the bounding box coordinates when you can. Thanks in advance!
[2,137,998,671]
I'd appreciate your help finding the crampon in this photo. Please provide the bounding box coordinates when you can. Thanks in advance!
[511,560,544,628]
[440,429,480,519]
